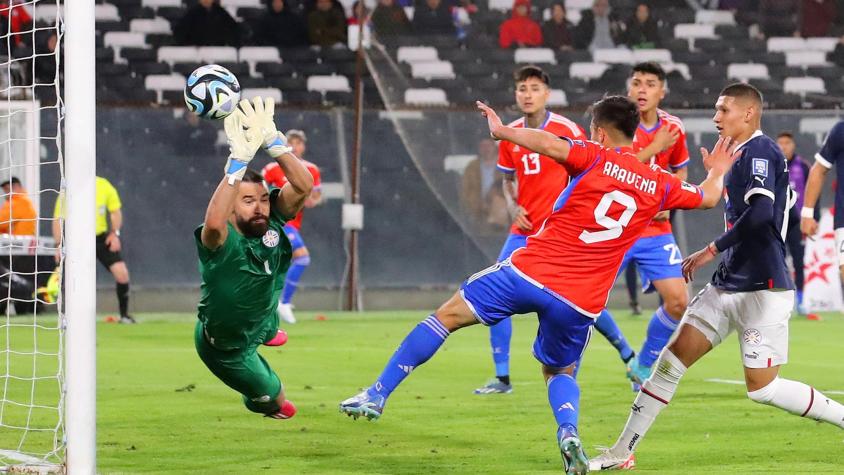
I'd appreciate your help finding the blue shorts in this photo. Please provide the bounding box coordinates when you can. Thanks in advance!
[497,233,528,262]
[460,261,593,368]
[619,234,683,293]
[284,225,306,252]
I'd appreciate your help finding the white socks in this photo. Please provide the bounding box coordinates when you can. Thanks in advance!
[611,350,687,457]
[748,377,844,429]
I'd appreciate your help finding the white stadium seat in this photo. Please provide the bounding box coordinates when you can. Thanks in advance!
[663,63,690,80]
[674,23,717,40]
[727,63,769,81]
[158,46,200,65]
[767,37,806,53]
[145,74,185,103]
[695,10,735,25]
[30,4,63,23]
[397,46,438,64]
[784,77,826,96]
[142,0,182,8]
[569,62,609,81]
[347,24,371,51]
[404,88,448,106]
[307,75,351,92]
[799,117,841,145]
[239,47,281,76]
[241,88,283,103]
[130,18,172,34]
[404,6,414,20]
[488,0,512,12]
[103,32,148,63]
[198,46,238,63]
[220,0,262,7]
[785,51,828,68]
[444,154,477,174]
[548,89,568,107]
[410,61,455,80]
[632,49,672,64]
[682,117,718,147]
[514,48,556,64]
[95,4,121,22]
[593,48,633,64]
[565,0,592,10]
[805,37,838,52]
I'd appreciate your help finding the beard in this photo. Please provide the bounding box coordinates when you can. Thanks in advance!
[236,215,269,238]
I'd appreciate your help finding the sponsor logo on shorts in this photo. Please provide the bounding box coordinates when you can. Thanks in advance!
[262,230,280,248]
[744,351,759,360]
[743,328,762,346]
[628,433,639,451]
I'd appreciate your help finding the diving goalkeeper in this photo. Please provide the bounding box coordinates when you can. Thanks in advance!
[194,97,314,419]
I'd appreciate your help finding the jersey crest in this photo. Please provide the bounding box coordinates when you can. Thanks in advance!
[262,229,280,248]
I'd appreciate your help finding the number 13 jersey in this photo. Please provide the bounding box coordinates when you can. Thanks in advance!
[497,112,587,236]
[510,139,704,317]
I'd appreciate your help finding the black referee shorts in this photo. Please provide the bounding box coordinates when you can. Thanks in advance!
[96,233,124,269]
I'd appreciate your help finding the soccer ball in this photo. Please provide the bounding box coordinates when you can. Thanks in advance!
[183,64,241,120]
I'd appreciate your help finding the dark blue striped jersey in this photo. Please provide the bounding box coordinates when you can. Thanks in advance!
[712,131,795,292]
[815,119,844,228]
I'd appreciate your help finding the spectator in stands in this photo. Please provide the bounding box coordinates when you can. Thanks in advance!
[371,0,411,36]
[574,0,622,51]
[461,138,509,232]
[34,32,58,85]
[800,0,837,37]
[543,1,574,51]
[454,0,479,41]
[307,0,348,48]
[623,3,660,49]
[499,0,542,49]
[412,0,455,36]
[758,0,798,38]
[0,0,33,57]
[252,0,308,48]
[174,0,241,47]
[0,177,36,236]
[348,1,371,25]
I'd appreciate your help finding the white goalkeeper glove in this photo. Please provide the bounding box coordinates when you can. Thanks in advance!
[239,96,293,158]
[223,108,262,184]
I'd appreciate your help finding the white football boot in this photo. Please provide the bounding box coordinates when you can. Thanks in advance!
[277,302,297,324]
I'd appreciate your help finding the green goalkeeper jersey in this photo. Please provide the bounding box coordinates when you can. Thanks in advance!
[194,188,292,351]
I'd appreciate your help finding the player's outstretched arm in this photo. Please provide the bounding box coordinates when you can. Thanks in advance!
[801,162,829,237]
[476,101,572,163]
[695,136,740,209]
[201,110,262,250]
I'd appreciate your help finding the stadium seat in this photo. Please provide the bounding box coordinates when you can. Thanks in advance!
[198,46,238,64]
[695,10,735,25]
[443,154,477,174]
[325,91,354,106]
[95,4,121,22]
[103,32,148,63]
[141,0,182,8]
[488,0,513,12]
[727,63,770,81]
[805,37,838,53]
[307,75,352,92]
[663,63,690,80]
[593,48,634,64]
[145,74,184,103]
[242,88,283,103]
[682,117,718,147]
[548,89,568,107]
[632,49,672,64]
[397,46,439,64]
[240,47,281,77]
[565,0,592,10]
[31,4,63,23]
[404,6,414,20]
[785,51,828,68]
[569,62,610,81]
[130,18,171,34]
[404,88,448,106]
[411,61,455,80]
[158,46,200,66]
[799,116,840,145]
[348,24,371,50]
[514,48,556,64]
[767,37,806,53]
[673,24,717,44]
[784,77,826,96]
[220,0,262,7]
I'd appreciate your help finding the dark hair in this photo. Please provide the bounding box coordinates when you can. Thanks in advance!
[777,131,794,139]
[514,65,550,86]
[550,0,565,12]
[0,177,20,188]
[631,61,666,82]
[242,169,264,184]
[592,95,639,140]
[720,82,763,105]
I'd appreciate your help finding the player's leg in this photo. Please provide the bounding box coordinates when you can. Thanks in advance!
[278,225,309,323]
[785,218,807,314]
[476,233,526,395]
[97,235,135,324]
[624,262,641,315]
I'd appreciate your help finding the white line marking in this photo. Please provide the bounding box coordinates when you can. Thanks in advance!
[706,378,844,395]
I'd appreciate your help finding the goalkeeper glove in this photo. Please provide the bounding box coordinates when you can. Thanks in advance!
[239,96,293,158]
[223,108,262,184]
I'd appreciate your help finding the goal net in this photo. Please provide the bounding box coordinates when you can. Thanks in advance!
[0,0,65,472]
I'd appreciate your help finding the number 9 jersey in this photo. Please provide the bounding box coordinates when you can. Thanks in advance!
[510,139,704,317]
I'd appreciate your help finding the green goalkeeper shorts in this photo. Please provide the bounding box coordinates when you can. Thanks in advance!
[194,321,282,412]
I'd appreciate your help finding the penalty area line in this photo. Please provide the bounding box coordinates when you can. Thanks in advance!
[705,378,844,395]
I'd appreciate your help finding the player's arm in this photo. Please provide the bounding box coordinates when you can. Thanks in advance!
[801,162,829,236]
[477,101,571,163]
[105,209,123,252]
[635,126,679,163]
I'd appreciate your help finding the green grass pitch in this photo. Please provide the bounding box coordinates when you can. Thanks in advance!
[2,309,844,473]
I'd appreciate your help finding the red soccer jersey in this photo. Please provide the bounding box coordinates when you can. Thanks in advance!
[632,109,690,238]
[510,139,703,317]
[261,160,322,230]
[497,112,587,236]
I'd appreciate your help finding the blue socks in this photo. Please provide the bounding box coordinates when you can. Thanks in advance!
[594,309,635,363]
[489,318,512,379]
[369,315,450,399]
[548,374,580,438]
[281,255,310,304]
[638,306,679,368]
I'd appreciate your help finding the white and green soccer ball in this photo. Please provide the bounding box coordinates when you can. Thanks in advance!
[184,64,241,120]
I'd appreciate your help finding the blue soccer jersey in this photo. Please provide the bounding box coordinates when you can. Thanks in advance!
[815,119,844,228]
[712,131,794,292]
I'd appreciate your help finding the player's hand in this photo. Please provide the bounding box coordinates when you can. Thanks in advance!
[223,109,262,181]
[682,244,716,283]
[701,136,740,174]
[654,126,680,152]
[476,101,504,139]
[801,216,819,238]
[240,96,293,158]
[512,206,532,231]
[105,232,121,252]
[653,210,670,221]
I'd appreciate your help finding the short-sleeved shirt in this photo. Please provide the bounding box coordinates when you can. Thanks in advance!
[712,131,794,292]
[0,192,37,236]
[195,188,293,351]
[510,139,703,316]
[632,109,690,238]
[53,176,122,236]
[815,119,844,228]
[262,160,321,230]
[497,111,587,236]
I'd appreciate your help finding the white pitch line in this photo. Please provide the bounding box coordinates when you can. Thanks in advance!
[706,378,844,395]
